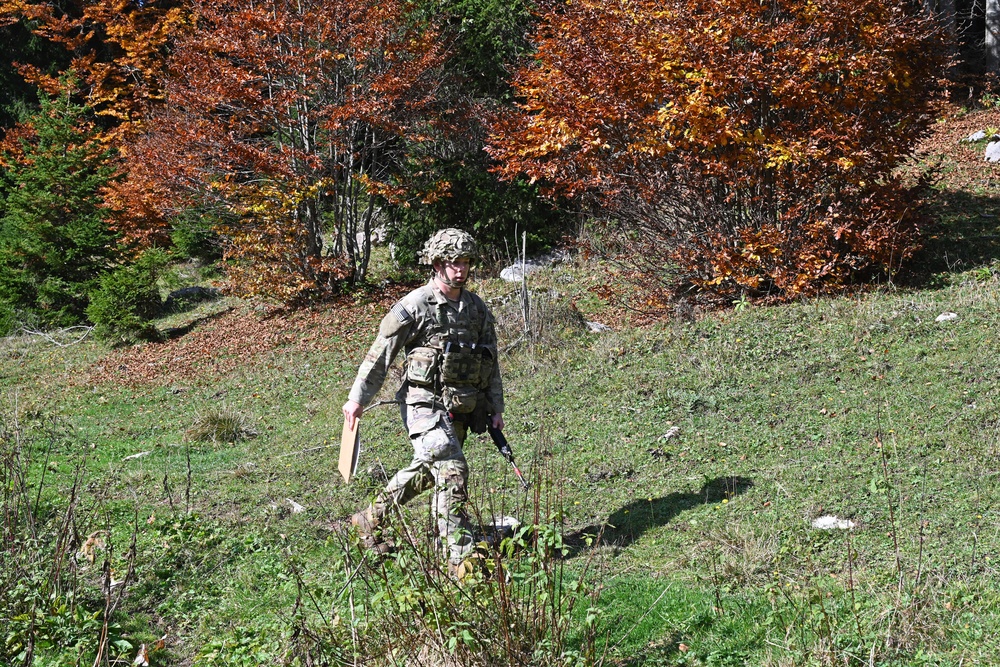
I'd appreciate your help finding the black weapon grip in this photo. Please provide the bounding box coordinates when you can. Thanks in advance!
[487,423,515,462]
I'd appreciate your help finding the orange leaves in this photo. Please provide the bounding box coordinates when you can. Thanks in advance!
[108,0,451,296]
[2,0,193,142]
[488,0,945,303]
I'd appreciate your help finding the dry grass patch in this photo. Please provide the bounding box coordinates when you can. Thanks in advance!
[186,405,258,443]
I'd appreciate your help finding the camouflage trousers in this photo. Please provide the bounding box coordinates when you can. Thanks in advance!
[372,404,473,564]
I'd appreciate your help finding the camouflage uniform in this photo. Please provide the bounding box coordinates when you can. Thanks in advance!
[347,230,503,564]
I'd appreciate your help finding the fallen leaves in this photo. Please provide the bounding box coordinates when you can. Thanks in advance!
[83,287,411,387]
[78,531,107,564]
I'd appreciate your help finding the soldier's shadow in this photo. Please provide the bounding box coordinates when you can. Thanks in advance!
[563,476,754,557]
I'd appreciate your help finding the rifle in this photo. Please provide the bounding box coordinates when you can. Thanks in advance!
[487,423,530,491]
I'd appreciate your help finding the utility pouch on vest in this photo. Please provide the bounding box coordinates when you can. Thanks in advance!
[443,385,478,414]
[440,345,482,385]
[405,347,439,387]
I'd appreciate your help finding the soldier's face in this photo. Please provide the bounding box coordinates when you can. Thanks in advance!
[435,258,471,287]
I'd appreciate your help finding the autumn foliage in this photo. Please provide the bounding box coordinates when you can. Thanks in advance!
[0,0,950,314]
[111,0,451,298]
[488,0,947,303]
[0,0,194,260]
[0,0,190,139]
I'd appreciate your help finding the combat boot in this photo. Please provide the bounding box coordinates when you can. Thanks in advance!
[350,507,391,555]
[447,550,487,581]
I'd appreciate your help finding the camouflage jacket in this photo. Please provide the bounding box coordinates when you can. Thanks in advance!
[347,279,504,414]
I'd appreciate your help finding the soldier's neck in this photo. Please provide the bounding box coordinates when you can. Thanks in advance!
[433,276,463,301]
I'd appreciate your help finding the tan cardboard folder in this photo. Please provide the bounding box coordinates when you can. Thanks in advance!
[339,419,360,483]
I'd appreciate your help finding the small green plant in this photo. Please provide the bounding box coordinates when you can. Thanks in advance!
[87,249,168,345]
[732,293,751,312]
[973,261,998,282]
[980,92,1000,109]
[192,625,284,666]
[186,406,258,443]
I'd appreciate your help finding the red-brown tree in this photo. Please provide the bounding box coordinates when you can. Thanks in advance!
[488,0,947,304]
[115,0,451,298]
[0,0,190,139]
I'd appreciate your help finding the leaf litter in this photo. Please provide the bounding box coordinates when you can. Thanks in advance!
[82,286,412,387]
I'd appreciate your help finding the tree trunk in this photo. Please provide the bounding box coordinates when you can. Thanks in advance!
[988,0,1000,73]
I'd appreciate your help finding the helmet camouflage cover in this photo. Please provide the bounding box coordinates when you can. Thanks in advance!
[419,228,479,265]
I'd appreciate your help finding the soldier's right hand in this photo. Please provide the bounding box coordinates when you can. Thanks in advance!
[342,400,363,430]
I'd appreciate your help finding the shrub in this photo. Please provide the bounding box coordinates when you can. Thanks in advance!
[186,406,257,444]
[283,451,606,667]
[86,250,166,345]
[170,209,223,264]
[488,0,946,303]
[1,414,136,666]
[388,161,571,270]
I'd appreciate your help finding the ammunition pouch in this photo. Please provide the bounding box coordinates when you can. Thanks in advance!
[406,340,494,417]
[442,385,479,414]
[451,400,491,434]
[467,402,491,434]
[405,347,439,387]
[439,344,483,386]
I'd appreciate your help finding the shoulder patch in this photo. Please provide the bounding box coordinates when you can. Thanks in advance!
[379,301,416,339]
[391,302,413,324]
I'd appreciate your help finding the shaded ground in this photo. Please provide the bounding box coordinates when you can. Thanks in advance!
[564,476,754,556]
[905,104,1000,277]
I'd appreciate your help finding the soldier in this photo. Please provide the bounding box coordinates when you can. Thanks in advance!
[341,228,504,572]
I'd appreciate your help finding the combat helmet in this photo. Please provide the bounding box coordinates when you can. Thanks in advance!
[419,228,479,265]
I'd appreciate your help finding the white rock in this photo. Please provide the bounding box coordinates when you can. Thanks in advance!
[658,426,681,441]
[811,515,856,530]
[962,130,987,142]
[935,311,958,322]
[286,498,305,514]
[500,261,546,282]
[985,141,1000,162]
[585,321,612,333]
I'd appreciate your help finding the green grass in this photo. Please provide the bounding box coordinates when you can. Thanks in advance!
[5,227,1000,664]
[5,264,1000,665]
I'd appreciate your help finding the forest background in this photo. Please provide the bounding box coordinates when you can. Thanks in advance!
[3,0,1000,665]
[0,0,988,331]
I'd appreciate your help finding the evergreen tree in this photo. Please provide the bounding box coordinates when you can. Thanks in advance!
[0,89,117,333]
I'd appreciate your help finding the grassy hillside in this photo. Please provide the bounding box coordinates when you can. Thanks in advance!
[4,105,1000,666]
